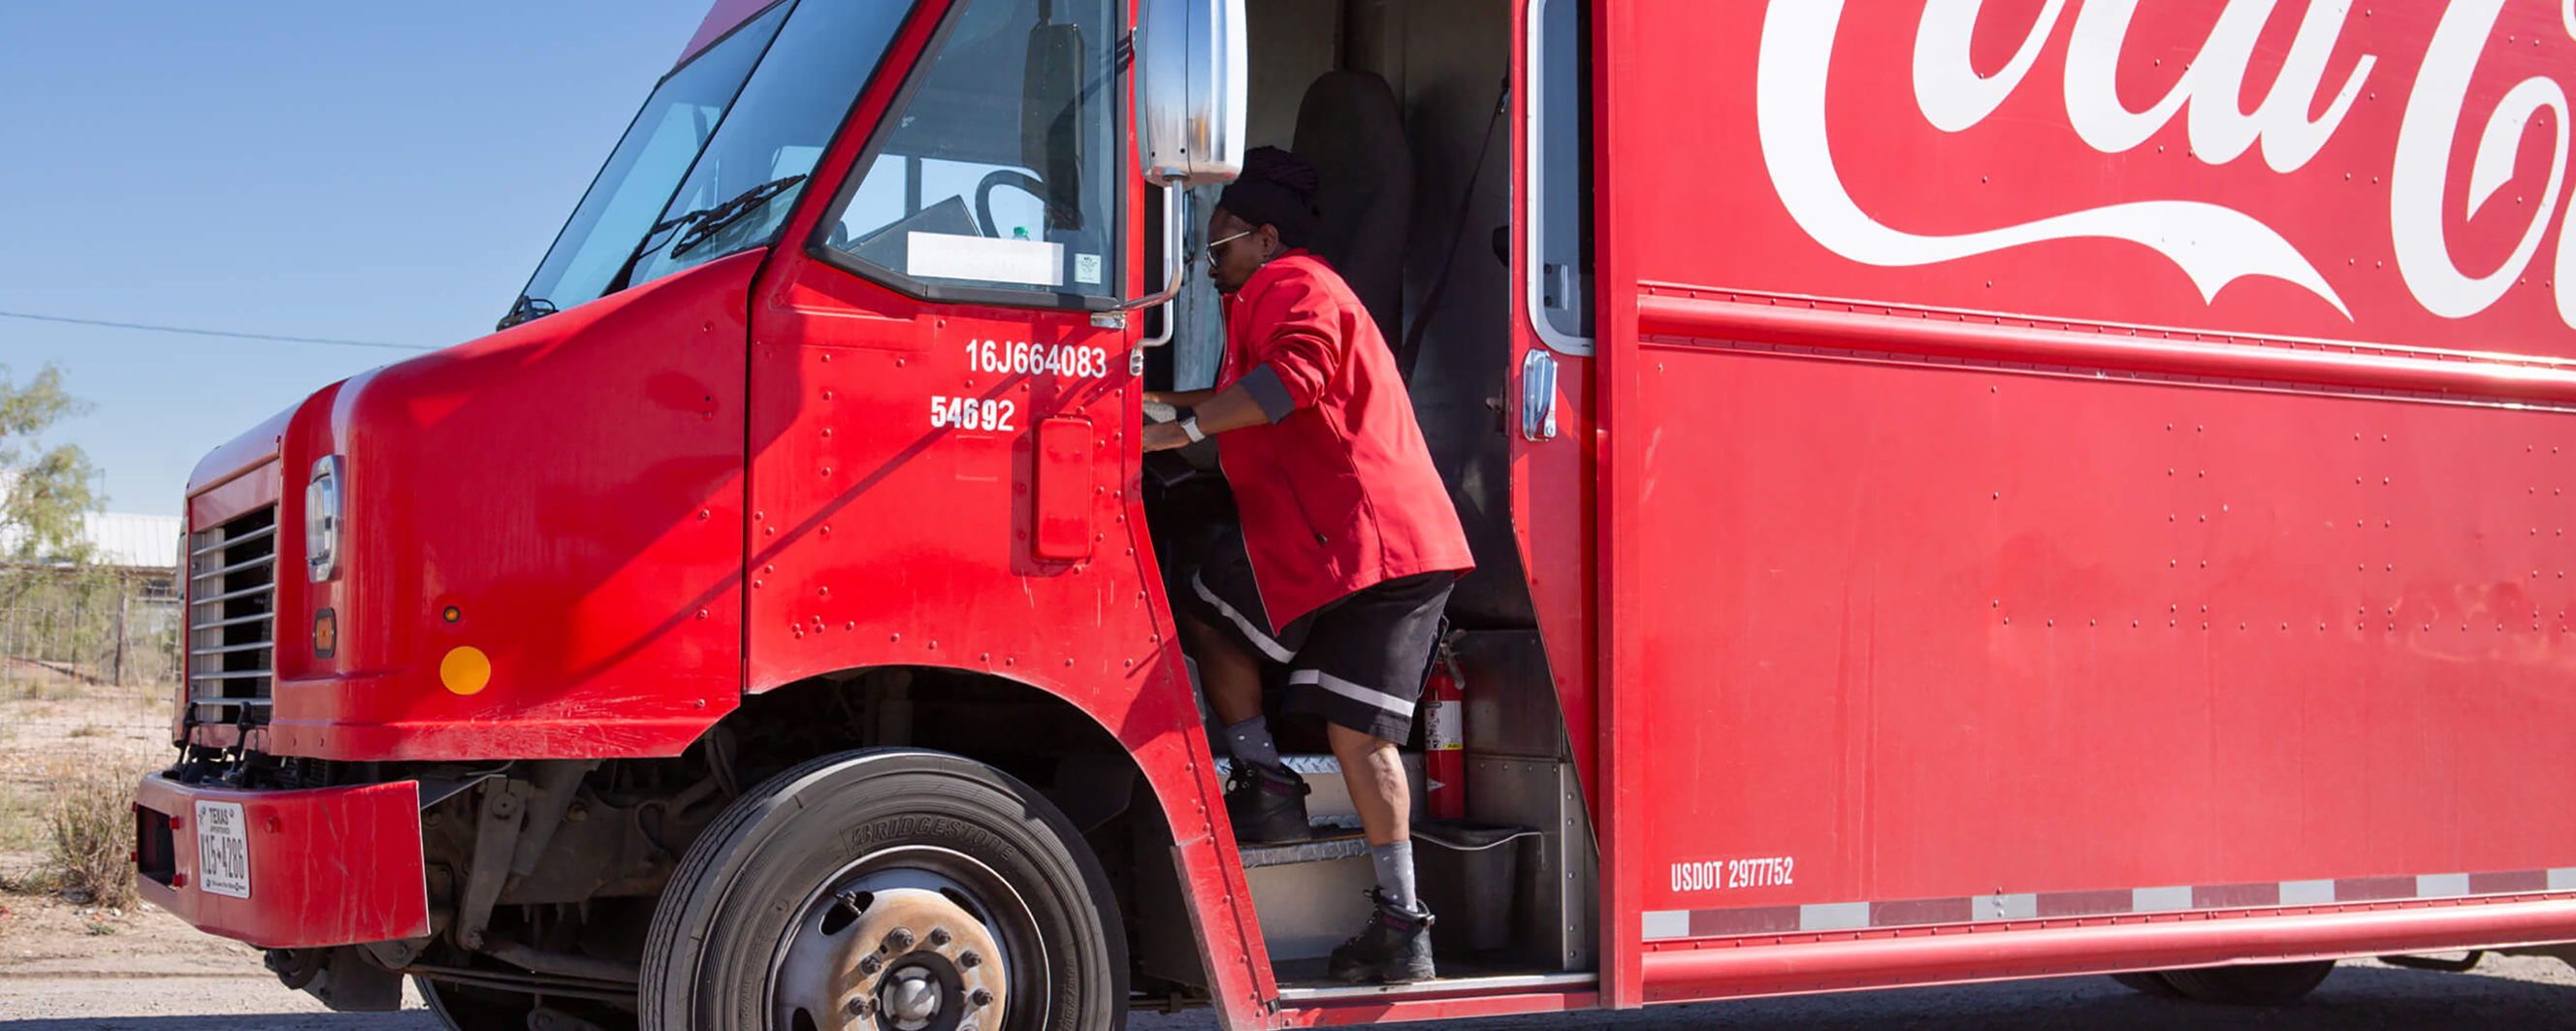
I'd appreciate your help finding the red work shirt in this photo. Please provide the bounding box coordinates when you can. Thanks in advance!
[1214,251,1473,630]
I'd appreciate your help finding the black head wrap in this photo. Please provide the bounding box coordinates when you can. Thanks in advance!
[1218,146,1322,249]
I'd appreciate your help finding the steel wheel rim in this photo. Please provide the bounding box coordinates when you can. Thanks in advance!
[767,844,1047,1031]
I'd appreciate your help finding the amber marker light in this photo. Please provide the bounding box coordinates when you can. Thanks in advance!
[312,608,338,659]
[440,646,492,695]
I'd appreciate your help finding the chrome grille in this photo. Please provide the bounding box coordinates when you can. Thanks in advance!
[188,505,277,722]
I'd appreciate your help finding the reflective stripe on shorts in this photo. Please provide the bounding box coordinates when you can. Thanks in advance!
[1288,668,1417,720]
[1192,570,1297,662]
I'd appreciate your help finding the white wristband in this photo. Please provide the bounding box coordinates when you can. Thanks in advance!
[1179,416,1207,442]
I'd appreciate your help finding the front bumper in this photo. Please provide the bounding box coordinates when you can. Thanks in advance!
[135,774,431,949]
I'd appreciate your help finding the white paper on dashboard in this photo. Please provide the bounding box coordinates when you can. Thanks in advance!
[909,232,1064,287]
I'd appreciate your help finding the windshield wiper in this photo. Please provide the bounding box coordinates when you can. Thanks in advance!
[496,295,560,332]
[670,174,808,258]
[604,175,810,295]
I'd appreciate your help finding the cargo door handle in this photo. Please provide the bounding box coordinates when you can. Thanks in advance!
[1521,349,1559,441]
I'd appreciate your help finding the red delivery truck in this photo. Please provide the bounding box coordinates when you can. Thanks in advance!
[136,0,2576,1027]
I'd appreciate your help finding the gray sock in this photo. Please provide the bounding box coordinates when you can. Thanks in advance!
[1370,840,1418,911]
[1225,716,1281,771]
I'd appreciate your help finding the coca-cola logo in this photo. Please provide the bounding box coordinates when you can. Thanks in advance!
[1757,0,2576,330]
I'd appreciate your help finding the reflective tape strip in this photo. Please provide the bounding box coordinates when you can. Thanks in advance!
[2281,879,2336,906]
[1649,867,2568,943]
[1799,902,1870,932]
[2133,886,2193,913]
[2470,871,2549,893]
[1975,893,2038,921]
[1191,572,1296,663]
[2334,876,2416,902]
[1870,898,1971,926]
[2193,883,2282,909]
[1288,668,1418,719]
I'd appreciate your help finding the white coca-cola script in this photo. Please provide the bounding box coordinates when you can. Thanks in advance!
[1757,0,2576,328]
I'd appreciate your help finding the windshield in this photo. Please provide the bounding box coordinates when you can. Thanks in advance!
[507,0,910,326]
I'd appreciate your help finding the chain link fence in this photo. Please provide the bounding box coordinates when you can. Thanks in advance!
[0,565,180,884]
[0,564,183,867]
[0,564,182,744]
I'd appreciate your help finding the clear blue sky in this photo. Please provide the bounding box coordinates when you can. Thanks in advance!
[0,0,715,516]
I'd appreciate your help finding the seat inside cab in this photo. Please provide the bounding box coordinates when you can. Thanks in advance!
[1137,0,1597,995]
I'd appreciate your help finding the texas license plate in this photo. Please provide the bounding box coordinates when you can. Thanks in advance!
[193,800,250,899]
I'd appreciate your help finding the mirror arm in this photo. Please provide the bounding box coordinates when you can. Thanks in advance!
[1121,177,1189,330]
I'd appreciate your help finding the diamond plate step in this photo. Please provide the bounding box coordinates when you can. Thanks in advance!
[1240,827,1370,869]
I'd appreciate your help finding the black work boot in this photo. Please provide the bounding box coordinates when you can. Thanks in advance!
[1223,760,1312,845]
[1327,889,1436,983]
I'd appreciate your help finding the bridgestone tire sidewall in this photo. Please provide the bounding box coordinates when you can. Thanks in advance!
[641,749,1127,1031]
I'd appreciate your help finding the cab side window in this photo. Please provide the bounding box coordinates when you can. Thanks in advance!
[820,0,1123,306]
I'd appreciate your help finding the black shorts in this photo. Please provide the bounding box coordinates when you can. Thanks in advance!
[1180,530,1454,743]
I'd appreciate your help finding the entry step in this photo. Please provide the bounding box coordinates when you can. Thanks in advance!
[1240,824,1368,869]
[1272,958,1596,1003]
[1226,754,1424,960]
[1213,755,1346,777]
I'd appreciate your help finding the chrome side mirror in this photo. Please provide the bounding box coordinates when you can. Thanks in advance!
[1119,0,1245,319]
[1136,0,1246,187]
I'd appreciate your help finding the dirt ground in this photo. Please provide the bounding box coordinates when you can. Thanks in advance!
[0,660,169,854]
[0,664,284,997]
[0,879,283,974]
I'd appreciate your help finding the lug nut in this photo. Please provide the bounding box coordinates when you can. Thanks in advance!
[846,997,873,1017]
[970,989,994,1008]
[927,927,951,947]
[959,950,982,969]
[885,928,916,952]
[858,955,882,976]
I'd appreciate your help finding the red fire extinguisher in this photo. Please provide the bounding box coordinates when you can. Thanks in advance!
[1423,636,1466,821]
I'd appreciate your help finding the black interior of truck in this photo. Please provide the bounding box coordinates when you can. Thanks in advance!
[1141,2,1532,628]
[1137,0,1596,995]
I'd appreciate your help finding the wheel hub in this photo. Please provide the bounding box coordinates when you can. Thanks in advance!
[884,967,941,1024]
[829,888,1009,1031]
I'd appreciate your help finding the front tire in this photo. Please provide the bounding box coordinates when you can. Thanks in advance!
[639,749,1127,1031]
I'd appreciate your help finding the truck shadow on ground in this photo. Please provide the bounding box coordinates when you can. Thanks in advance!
[1,1015,435,1031]
[12,962,2576,1031]
[1153,961,2576,1031]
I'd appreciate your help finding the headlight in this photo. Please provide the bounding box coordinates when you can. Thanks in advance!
[306,456,342,583]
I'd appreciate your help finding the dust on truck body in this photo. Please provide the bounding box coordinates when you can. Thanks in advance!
[133,0,2576,1026]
